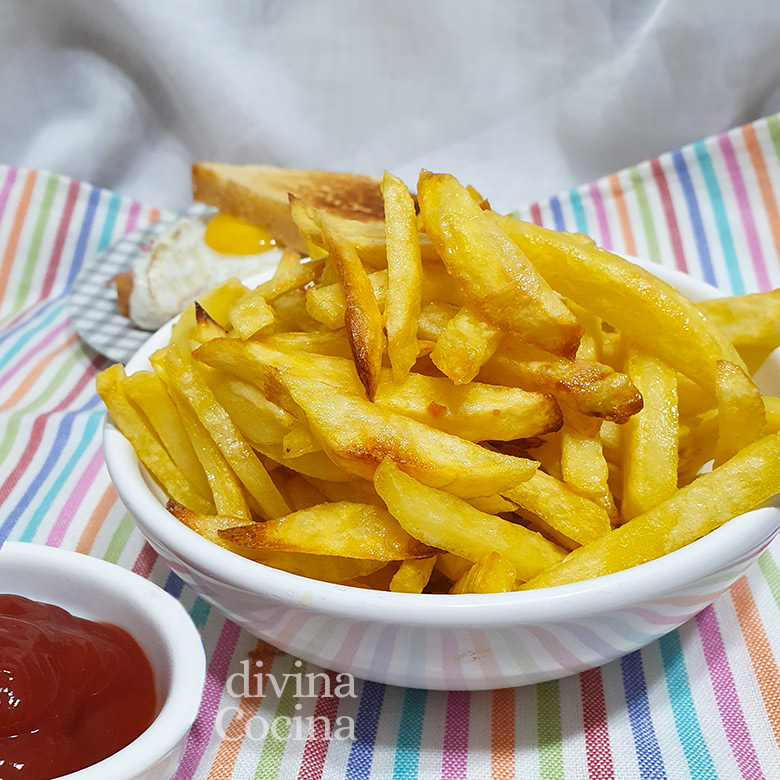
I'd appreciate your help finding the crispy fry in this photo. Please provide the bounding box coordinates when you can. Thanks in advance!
[493,216,744,394]
[451,552,517,594]
[282,374,538,498]
[621,345,679,520]
[374,459,564,581]
[218,501,433,560]
[523,432,780,590]
[699,289,780,373]
[382,171,423,382]
[766,396,780,433]
[228,288,275,339]
[307,269,387,329]
[254,251,322,300]
[261,331,354,358]
[163,345,290,519]
[560,428,618,522]
[390,557,437,593]
[321,213,385,399]
[97,365,215,514]
[122,369,212,501]
[151,350,252,519]
[430,305,502,384]
[174,499,388,582]
[714,360,767,466]
[374,371,562,442]
[206,372,296,447]
[418,171,582,357]
[503,470,611,547]
[480,343,643,424]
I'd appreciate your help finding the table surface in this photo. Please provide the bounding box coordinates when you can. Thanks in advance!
[1,113,780,779]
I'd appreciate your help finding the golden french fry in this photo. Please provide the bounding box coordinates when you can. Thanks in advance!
[151,349,252,519]
[467,494,518,514]
[430,305,502,384]
[219,501,433,560]
[503,470,611,547]
[262,331,354,358]
[560,428,618,522]
[766,396,780,433]
[281,423,321,458]
[171,497,387,582]
[480,343,643,424]
[290,195,389,267]
[714,360,767,466]
[621,346,679,520]
[194,338,362,399]
[163,345,290,519]
[228,288,275,339]
[282,474,329,511]
[290,195,442,269]
[416,300,460,340]
[303,476,385,506]
[390,557,437,593]
[677,415,718,486]
[96,365,215,514]
[270,289,322,332]
[320,213,386,400]
[699,289,780,373]
[306,264,463,331]
[493,215,744,394]
[418,171,582,358]
[523,432,780,590]
[282,374,538,498]
[374,371,562,442]
[435,552,472,583]
[206,372,296,447]
[450,552,517,594]
[167,500,253,545]
[382,171,423,382]
[254,251,322,301]
[253,441,356,482]
[374,459,564,581]
[122,369,212,501]
[306,269,387,329]
[197,278,250,326]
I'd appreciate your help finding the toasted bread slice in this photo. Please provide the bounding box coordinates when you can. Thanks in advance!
[192,163,384,253]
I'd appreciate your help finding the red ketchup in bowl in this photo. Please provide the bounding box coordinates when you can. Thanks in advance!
[0,594,156,779]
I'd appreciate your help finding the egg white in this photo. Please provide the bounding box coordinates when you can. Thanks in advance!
[129,215,283,330]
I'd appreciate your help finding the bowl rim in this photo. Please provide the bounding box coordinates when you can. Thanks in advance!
[0,541,205,780]
[103,257,780,626]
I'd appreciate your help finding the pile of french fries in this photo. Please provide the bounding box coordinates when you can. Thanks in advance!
[97,171,780,594]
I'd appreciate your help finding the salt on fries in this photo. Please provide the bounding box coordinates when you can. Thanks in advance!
[97,171,780,594]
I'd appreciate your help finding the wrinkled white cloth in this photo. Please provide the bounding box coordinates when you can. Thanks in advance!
[3,0,779,212]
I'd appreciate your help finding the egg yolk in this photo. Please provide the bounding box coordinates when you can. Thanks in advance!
[204,213,277,255]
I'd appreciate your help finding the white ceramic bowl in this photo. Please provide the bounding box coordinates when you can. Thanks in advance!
[103,260,780,690]
[0,541,206,779]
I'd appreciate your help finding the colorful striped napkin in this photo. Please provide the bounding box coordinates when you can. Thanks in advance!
[1,113,780,779]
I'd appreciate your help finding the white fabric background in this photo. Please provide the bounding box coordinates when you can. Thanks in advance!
[2,0,779,213]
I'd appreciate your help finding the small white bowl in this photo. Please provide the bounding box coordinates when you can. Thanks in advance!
[0,541,206,780]
[103,260,780,690]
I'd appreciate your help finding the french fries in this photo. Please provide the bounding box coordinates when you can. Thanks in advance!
[418,171,583,358]
[98,168,780,595]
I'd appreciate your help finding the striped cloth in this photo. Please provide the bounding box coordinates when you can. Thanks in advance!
[1,113,780,780]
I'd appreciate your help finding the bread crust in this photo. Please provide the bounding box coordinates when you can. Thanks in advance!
[192,163,384,252]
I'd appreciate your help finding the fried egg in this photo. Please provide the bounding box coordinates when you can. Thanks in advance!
[129,213,283,330]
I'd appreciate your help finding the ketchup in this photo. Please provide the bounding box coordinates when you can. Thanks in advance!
[0,595,156,779]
